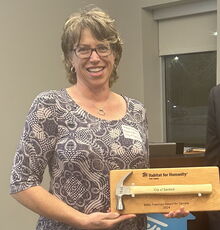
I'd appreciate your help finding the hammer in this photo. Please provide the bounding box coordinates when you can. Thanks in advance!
[115,171,212,210]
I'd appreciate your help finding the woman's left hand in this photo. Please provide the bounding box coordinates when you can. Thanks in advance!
[163,206,189,218]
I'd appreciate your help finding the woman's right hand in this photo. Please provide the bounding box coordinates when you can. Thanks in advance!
[83,212,136,229]
[11,186,135,229]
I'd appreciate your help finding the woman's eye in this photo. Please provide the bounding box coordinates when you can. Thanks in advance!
[98,46,109,52]
[78,47,90,53]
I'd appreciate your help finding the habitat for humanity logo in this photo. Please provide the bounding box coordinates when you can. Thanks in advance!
[146,213,195,230]
[147,216,168,230]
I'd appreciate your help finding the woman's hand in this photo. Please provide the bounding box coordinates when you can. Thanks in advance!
[84,212,136,229]
[11,186,136,229]
[163,206,189,218]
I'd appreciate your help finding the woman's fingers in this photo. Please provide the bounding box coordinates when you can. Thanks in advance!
[86,212,136,229]
[164,206,189,218]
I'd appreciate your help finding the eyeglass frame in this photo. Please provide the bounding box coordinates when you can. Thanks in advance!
[73,44,112,59]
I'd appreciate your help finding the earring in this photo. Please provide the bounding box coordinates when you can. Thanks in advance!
[70,66,75,73]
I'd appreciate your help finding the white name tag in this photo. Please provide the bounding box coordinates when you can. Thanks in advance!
[122,125,142,142]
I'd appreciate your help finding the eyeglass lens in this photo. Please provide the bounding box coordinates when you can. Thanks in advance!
[74,45,111,58]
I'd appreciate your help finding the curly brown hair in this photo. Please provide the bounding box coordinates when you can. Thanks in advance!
[61,7,123,87]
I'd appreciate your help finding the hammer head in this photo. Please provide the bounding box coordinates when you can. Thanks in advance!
[115,171,133,210]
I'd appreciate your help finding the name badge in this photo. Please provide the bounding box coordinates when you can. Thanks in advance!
[122,125,142,142]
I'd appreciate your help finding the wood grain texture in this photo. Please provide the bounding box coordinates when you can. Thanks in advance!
[110,166,220,214]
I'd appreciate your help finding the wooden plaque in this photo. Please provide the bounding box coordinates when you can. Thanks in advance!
[110,167,220,214]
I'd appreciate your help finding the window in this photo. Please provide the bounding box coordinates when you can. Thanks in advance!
[165,51,216,147]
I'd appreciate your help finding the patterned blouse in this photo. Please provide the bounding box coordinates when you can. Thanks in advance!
[10,89,149,230]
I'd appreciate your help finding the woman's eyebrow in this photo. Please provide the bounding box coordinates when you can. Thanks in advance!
[78,41,107,46]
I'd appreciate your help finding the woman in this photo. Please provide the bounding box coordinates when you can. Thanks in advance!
[10,7,188,230]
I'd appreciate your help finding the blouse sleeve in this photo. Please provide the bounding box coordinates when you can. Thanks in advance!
[10,92,58,194]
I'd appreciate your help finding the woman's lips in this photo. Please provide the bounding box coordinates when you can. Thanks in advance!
[86,67,105,77]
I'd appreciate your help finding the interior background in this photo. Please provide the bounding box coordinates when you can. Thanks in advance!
[1,0,219,229]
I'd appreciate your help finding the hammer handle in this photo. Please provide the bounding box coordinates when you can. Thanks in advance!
[130,184,212,195]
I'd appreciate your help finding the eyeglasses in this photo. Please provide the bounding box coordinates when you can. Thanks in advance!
[73,45,112,59]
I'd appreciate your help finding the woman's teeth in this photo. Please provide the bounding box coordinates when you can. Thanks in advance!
[87,67,104,73]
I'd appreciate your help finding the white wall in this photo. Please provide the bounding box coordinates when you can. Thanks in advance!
[1,0,144,229]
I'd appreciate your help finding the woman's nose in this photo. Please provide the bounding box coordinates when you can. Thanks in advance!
[89,49,101,61]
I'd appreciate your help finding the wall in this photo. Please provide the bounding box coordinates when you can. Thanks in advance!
[1,0,144,229]
[141,9,164,142]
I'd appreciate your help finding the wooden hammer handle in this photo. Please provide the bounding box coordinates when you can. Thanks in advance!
[130,184,212,195]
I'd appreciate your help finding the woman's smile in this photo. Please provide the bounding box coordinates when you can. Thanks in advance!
[86,66,105,73]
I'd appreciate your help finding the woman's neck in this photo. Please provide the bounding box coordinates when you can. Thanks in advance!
[68,83,112,103]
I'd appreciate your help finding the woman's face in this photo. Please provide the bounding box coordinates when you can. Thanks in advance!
[71,28,115,88]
